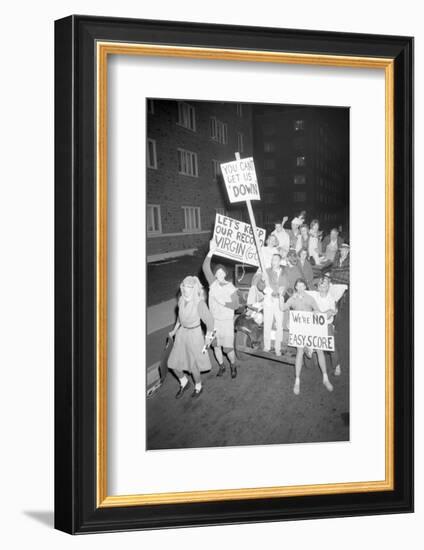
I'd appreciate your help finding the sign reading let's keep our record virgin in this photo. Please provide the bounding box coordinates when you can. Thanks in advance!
[212,213,266,267]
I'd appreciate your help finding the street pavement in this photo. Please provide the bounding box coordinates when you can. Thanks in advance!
[147,335,349,450]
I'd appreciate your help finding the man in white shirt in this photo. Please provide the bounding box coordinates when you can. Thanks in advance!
[271,216,290,257]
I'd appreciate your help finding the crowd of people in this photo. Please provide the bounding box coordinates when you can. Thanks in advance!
[167,211,350,398]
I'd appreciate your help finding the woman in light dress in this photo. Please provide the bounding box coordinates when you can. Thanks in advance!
[168,276,215,398]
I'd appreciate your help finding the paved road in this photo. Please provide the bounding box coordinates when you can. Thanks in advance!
[147,345,349,450]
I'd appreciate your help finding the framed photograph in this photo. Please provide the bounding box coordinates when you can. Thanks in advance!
[54,15,413,533]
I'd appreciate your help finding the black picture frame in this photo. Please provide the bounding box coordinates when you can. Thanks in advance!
[55,15,414,534]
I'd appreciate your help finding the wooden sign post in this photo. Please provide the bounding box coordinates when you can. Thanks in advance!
[220,152,269,285]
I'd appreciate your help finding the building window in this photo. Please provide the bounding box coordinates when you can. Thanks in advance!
[294,174,306,185]
[147,138,157,169]
[177,102,196,131]
[210,117,228,144]
[264,192,276,203]
[212,159,220,180]
[147,99,155,114]
[293,191,306,202]
[296,155,306,167]
[215,207,226,216]
[264,158,276,170]
[177,148,198,177]
[263,125,275,136]
[264,175,276,186]
[294,119,305,131]
[147,204,161,234]
[182,206,201,232]
[264,142,275,153]
[236,103,243,117]
[237,132,244,153]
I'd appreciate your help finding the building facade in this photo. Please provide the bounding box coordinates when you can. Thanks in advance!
[253,105,349,233]
[146,99,255,262]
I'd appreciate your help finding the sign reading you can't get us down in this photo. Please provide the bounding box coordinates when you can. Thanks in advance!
[220,157,260,203]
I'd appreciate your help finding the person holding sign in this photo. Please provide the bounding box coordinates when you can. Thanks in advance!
[281,278,334,395]
[256,253,288,356]
[202,240,240,379]
[307,276,348,376]
[168,276,215,398]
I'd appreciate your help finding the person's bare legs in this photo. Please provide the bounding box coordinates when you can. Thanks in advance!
[224,348,237,378]
[316,350,333,391]
[293,348,304,395]
[214,345,226,376]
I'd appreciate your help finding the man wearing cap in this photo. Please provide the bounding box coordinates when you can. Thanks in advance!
[322,227,344,263]
[331,243,350,285]
[202,240,240,378]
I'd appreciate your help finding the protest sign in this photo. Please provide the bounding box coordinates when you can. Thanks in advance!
[220,157,260,203]
[288,310,335,352]
[212,213,266,267]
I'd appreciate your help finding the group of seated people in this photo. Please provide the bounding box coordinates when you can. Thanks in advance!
[242,212,350,395]
[261,212,350,284]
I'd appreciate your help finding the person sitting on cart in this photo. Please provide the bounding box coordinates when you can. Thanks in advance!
[271,216,290,257]
[168,276,215,399]
[202,240,240,379]
[295,223,310,254]
[255,253,288,357]
[261,234,279,269]
[287,214,305,249]
[280,278,334,395]
[322,227,344,264]
[331,243,350,285]
[284,249,303,293]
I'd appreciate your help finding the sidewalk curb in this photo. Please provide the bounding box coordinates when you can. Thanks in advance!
[147,298,177,335]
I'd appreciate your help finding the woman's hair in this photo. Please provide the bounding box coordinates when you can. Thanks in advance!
[213,263,228,277]
[294,277,307,290]
[317,276,330,292]
[310,219,320,229]
[267,234,278,246]
[180,275,205,302]
[300,223,309,234]
[287,249,298,265]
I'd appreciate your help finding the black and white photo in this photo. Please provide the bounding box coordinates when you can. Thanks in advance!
[146,98,350,450]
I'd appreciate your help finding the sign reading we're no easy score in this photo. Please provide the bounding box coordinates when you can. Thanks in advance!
[288,310,335,352]
[220,157,260,203]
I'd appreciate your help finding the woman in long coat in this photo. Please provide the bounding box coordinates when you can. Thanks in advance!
[168,276,215,398]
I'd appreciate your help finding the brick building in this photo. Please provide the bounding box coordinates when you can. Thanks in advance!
[146,99,255,262]
[253,105,349,232]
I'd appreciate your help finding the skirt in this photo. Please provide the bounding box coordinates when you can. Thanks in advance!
[213,317,235,348]
[168,326,212,374]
